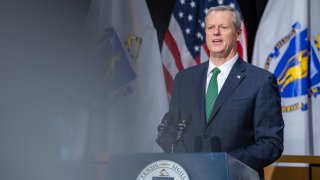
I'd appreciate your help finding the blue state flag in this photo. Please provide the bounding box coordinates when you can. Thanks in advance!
[252,0,318,155]
[95,27,136,101]
[86,0,168,154]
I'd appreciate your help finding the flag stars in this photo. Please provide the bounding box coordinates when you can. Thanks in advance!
[194,45,200,52]
[178,11,184,18]
[196,32,203,40]
[229,3,235,8]
[218,0,224,5]
[187,14,193,21]
[190,1,196,8]
[180,0,185,5]
[186,28,191,34]
[204,8,209,15]
[199,20,205,28]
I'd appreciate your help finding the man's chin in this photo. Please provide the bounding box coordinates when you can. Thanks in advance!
[211,51,226,58]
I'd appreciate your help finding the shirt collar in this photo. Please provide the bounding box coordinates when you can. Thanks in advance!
[207,53,239,77]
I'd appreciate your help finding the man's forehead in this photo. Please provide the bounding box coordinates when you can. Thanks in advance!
[206,11,233,24]
[207,10,232,18]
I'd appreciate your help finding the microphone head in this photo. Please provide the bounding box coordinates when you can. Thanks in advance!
[180,114,191,125]
[156,112,179,152]
[177,114,191,131]
[157,112,173,131]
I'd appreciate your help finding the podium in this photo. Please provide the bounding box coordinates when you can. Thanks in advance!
[105,153,259,180]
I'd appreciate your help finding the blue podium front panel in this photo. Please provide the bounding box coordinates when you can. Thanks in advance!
[105,153,259,180]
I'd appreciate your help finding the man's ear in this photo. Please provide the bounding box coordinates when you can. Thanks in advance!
[236,28,242,41]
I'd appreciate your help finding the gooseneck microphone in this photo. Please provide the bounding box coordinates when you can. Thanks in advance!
[171,114,191,152]
[156,112,174,144]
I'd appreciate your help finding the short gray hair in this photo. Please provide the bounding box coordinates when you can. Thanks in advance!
[205,5,242,30]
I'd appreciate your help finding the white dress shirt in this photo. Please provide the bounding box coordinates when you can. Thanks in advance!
[206,54,239,94]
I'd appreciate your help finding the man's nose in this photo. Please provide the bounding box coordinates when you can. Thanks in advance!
[213,27,220,35]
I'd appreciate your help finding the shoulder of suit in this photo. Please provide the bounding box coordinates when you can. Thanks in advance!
[244,61,273,77]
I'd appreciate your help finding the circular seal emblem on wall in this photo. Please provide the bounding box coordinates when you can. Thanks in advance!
[136,160,189,180]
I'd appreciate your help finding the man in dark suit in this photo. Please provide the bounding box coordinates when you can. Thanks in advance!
[158,5,284,179]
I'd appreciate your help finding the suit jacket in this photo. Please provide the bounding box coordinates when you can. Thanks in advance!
[166,58,284,178]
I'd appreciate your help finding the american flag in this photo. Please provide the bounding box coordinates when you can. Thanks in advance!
[161,0,247,95]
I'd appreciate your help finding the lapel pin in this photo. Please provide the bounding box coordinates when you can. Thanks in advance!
[237,75,241,79]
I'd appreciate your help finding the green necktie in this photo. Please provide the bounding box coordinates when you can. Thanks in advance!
[205,67,220,121]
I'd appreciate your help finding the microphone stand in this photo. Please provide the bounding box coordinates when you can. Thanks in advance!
[171,116,191,153]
